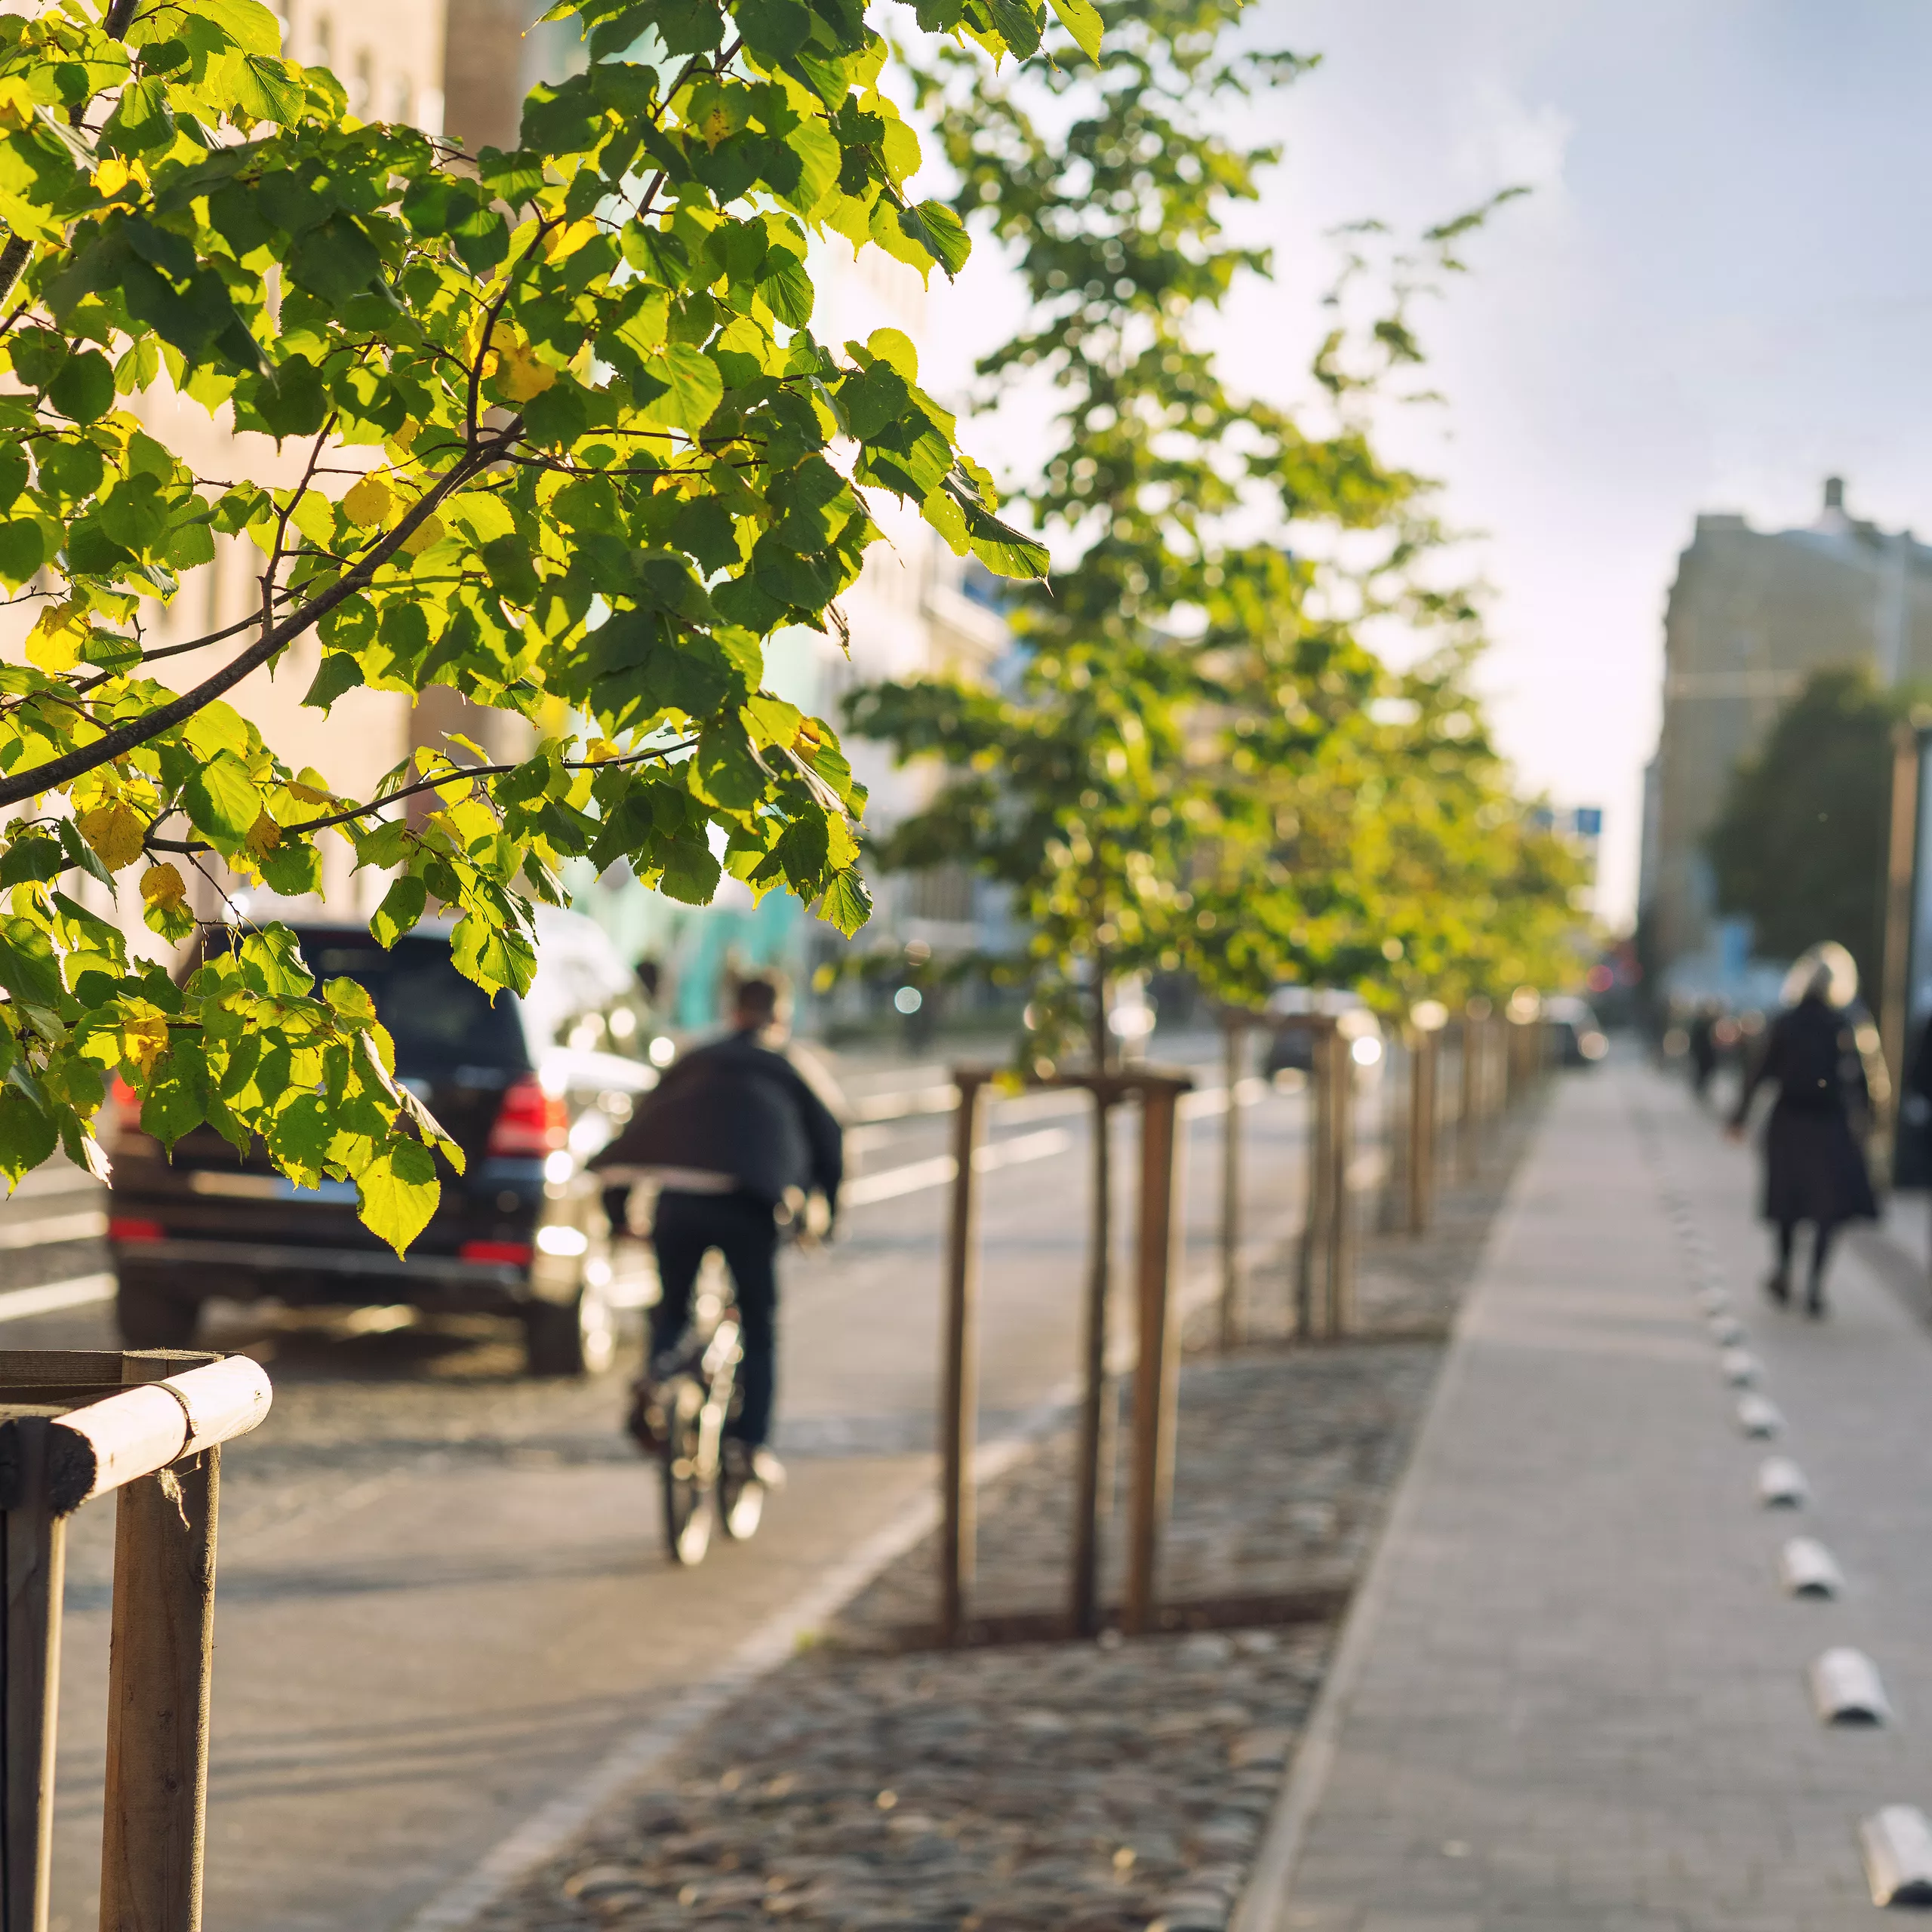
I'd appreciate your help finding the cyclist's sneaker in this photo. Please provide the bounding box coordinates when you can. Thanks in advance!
[747,1444,786,1490]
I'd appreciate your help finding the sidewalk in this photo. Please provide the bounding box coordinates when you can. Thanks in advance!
[1247,1057,1932,1931]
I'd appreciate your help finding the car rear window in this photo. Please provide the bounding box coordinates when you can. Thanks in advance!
[294,931,531,1075]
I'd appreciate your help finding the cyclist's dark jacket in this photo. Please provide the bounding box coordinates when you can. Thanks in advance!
[592,1029,843,1213]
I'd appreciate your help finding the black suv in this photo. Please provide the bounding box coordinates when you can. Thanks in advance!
[105,908,660,1374]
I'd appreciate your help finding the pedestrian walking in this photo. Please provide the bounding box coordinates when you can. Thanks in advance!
[592,972,844,1484]
[1726,943,1879,1317]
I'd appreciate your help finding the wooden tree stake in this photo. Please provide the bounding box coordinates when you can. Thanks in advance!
[3,1417,65,1932]
[1123,1086,1183,1635]
[938,1075,987,1647]
[100,1449,219,1932]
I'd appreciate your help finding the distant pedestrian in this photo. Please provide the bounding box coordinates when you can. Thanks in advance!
[1726,943,1878,1317]
[1687,1001,1721,1103]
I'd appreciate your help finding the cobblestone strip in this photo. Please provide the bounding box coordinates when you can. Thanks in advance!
[473,1107,1539,1932]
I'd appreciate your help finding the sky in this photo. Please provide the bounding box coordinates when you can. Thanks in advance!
[925,2,1932,927]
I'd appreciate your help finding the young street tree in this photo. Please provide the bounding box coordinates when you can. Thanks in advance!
[0,0,1062,1241]
[848,0,1576,1049]
[1706,666,1904,1000]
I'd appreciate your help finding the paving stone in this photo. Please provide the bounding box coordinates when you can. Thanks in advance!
[1260,1063,1932,1930]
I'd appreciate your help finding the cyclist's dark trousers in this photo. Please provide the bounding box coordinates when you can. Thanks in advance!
[651,1189,779,1447]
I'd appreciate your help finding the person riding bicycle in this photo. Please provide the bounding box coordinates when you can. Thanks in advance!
[592,972,843,1486]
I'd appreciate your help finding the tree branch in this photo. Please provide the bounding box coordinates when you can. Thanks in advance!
[143,737,697,850]
[0,423,520,808]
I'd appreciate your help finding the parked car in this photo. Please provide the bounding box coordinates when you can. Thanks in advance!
[1544,995,1609,1067]
[1260,988,1383,1078]
[105,907,658,1375]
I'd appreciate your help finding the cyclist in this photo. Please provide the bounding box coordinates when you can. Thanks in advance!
[592,972,844,1486]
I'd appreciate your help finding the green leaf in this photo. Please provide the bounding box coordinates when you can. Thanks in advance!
[140,1050,208,1150]
[1047,0,1103,60]
[102,75,175,157]
[194,0,284,58]
[0,835,69,888]
[0,1081,57,1185]
[656,344,723,433]
[358,1137,440,1254]
[183,753,260,843]
[818,868,872,936]
[303,652,365,710]
[0,920,64,1009]
[899,202,971,279]
[268,1092,333,1178]
[48,352,115,426]
[736,0,811,57]
[183,700,249,762]
[757,253,814,329]
[239,927,313,996]
[658,834,721,904]
[288,214,384,306]
[451,913,536,996]
[0,520,48,587]
[231,53,306,124]
[371,875,427,948]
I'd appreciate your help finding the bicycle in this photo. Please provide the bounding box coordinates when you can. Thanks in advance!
[629,1284,765,1565]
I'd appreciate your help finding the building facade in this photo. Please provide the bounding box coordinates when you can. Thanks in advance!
[1642,477,1932,992]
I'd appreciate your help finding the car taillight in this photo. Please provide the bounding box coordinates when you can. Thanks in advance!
[107,1073,143,1143]
[108,1217,165,1242]
[487,1075,568,1158]
[460,1238,534,1266]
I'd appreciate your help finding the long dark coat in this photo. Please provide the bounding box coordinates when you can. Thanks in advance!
[1731,995,1877,1227]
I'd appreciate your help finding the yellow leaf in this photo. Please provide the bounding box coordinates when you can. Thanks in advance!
[245,813,281,857]
[77,801,146,872]
[285,778,334,804]
[541,217,598,263]
[121,1011,170,1079]
[25,601,85,673]
[92,157,138,198]
[0,80,33,130]
[496,343,557,403]
[139,863,186,914]
[585,737,622,763]
[401,515,445,557]
[342,474,394,528]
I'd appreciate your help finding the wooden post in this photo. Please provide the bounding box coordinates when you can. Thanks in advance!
[1379,1034,1409,1237]
[3,1418,65,1932]
[1881,721,1921,1159]
[1123,1084,1183,1636]
[1328,1032,1357,1335]
[1297,1023,1333,1338]
[1069,1089,1114,1639]
[1407,1023,1438,1235]
[937,1074,987,1647]
[100,1449,220,1932]
[1217,1019,1242,1351]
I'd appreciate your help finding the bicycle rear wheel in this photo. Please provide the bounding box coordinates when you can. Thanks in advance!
[660,1377,715,1564]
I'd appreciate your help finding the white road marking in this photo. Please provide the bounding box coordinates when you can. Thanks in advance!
[0,1272,115,1323]
[0,1210,106,1249]
[841,1127,1075,1208]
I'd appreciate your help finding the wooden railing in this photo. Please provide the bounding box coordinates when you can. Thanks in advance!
[0,1347,272,1932]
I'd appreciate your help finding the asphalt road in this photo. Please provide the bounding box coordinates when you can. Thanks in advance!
[5,1044,1331,1932]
